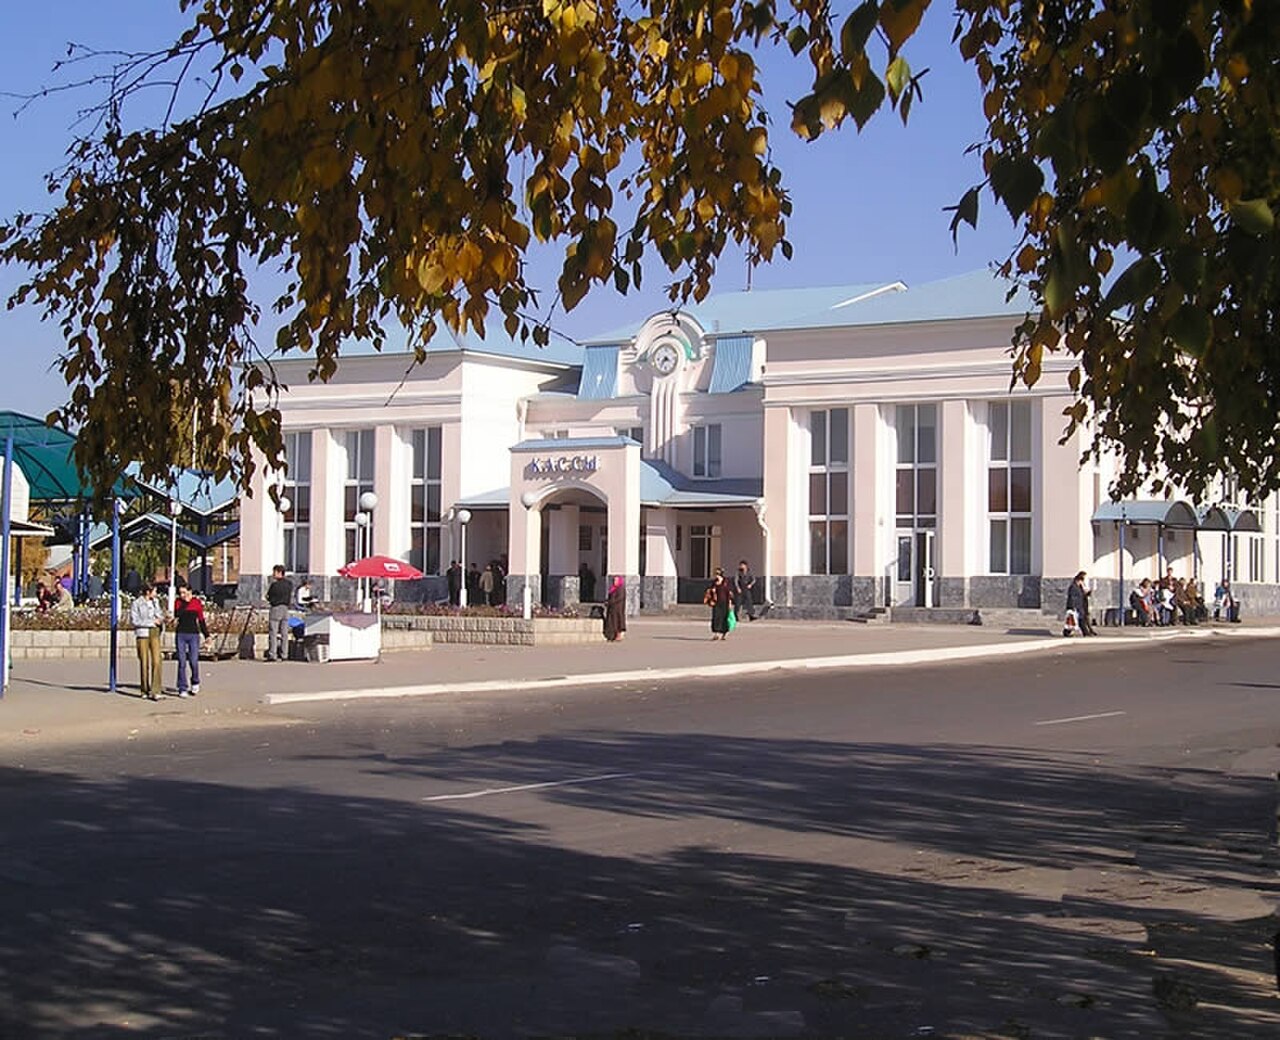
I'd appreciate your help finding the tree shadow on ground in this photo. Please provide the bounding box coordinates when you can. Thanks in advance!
[1,730,1276,1039]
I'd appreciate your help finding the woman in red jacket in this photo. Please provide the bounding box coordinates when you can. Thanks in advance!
[173,584,211,696]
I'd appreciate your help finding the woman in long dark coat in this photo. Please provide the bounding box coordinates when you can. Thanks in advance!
[603,576,627,642]
[706,568,735,640]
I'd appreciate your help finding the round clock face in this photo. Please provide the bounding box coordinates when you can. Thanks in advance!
[652,343,680,375]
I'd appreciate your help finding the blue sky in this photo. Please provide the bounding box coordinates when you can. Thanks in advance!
[0,3,1019,420]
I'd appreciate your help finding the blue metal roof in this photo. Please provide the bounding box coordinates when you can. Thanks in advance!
[708,335,755,394]
[128,466,240,517]
[576,345,620,399]
[772,270,1035,330]
[581,271,1032,343]
[513,436,633,452]
[330,324,585,367]
[1092,500,1200,528]
[87,515,241,552]
[583,282,898,344]
[638,459,761,507]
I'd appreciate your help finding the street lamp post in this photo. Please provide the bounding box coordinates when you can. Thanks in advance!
[277,494,292,571]
[353,511,370,610]
[456,508,472,608]
[167,499,182,612]
[358,490,379,608]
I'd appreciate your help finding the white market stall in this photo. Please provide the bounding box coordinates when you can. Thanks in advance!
[302,611,381,661]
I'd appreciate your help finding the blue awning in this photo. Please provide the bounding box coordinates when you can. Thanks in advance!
[1091,500,1200,528]
[1221,506,1261,533]
[708,335,755,394]
[576,345,620,400]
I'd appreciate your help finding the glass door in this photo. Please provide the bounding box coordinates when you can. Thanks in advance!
[893,531,916,606]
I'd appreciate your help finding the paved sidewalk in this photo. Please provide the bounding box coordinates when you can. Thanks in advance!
[2,614,1278,747]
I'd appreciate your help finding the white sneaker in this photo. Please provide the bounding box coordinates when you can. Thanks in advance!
[191,683,200,696]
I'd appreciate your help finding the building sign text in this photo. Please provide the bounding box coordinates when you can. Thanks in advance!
[526,455,599,477]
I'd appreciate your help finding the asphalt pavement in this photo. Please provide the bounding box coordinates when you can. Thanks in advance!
[3,612,1278,748]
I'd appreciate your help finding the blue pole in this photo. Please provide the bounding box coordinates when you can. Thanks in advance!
[1,432,13,697]
[108,498,121,693]
[1118,522,1126,628]
[71,514,81,603]
[77,509,89,601]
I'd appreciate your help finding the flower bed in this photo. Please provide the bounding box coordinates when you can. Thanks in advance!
[6,603,597,657]
[381,614,600,646]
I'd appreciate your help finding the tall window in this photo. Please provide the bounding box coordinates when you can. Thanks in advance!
[690,524,712,578]
[896,403,938,530]
[808,407,849,575]
[988,400,1032,574]
[692,424,722,478]
[410,427,442,574]
[282,431,311,574]
[343,429,375,563]
[1273,496,1279,584]
[1248,534,1263,583]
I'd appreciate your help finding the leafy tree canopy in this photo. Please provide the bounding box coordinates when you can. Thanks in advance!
[1,0,1277,507]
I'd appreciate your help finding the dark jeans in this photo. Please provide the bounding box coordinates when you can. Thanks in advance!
[176,632,201,692]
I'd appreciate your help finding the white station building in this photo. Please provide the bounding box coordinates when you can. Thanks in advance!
[238,271,1280,619]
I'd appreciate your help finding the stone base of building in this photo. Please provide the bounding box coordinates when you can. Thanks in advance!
[640,575,677,612]
[505,572,541,610]
[540,574,579,609]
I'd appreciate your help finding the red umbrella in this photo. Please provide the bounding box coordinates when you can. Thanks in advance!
[338,555,425,580]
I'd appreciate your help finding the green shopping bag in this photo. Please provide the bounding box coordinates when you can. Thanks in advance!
[726,605,737,632]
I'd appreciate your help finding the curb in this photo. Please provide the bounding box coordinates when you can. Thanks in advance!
[263,624,1280,706]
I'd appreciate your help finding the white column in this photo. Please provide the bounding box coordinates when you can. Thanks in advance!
[547,505,580,575]
[373,424,398,559]
[312,429,343,576]
[852,403,883,581]
[1039,395,1089,579]
[938,399,970,603]
[644,508,678,578]
[606,443,641,579]
[762,405,793,590]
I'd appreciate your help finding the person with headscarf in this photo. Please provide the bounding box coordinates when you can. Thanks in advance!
[603,575,627,642]
[704,568,735,640]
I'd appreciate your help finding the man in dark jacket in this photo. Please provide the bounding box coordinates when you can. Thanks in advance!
[1066,570,1096,636]
[446,560,462,606]
[734,560,758,622]
[265,565,293,661]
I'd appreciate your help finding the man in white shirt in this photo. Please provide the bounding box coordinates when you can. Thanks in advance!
[129,584,166,699]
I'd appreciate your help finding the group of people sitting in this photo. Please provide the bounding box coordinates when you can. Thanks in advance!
[35,577,71,612]
[1128,571,1239,626]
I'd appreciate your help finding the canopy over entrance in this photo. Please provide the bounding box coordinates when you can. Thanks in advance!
[1091,499,1262,533]
[1091,500,1200,528]
[0,411,135,503]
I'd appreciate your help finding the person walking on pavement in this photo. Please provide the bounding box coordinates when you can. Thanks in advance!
[734,559,758,622]
[704,568,735,641]
[1065,570,1096,636]
[130,583,165,699]
[265,565,293,661]
[173,583,210,696]
[603,576,627,642]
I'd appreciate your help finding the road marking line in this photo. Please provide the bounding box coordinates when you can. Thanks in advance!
[263,626,1280,706]
[1034,710,1127,726]
[422,771,634,802]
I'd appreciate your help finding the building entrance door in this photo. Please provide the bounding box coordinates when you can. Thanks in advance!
[893,528,937,607]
